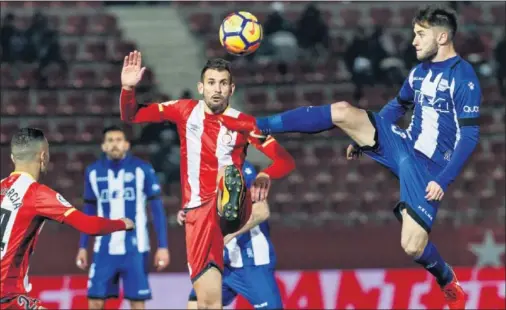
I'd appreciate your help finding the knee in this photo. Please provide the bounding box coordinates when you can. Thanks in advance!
[330,101,353,125]
[196,290,221,309]
[88,299,105,310]
[401,236,427,258]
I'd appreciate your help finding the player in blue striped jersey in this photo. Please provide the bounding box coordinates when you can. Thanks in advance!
[75,126,170,310]
[218,6,475,309]
[180,161,282,309]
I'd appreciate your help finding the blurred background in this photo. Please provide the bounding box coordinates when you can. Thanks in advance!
[0,1,504,309]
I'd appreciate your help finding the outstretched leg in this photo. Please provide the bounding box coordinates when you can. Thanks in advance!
[256,102,376,147]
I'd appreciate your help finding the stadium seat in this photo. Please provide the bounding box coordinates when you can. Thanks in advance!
[89,14,118,35]
[0,123,19,144]
[2,92,30,116]
[338,8,362,28]
[72,68,98,88]
[370,7,393,26]
[189,13,213,34]
[62,42,78,62]
[82,41,108,62]
[63,15,88,36]
[34,92,60,116]
[61,92,88,115]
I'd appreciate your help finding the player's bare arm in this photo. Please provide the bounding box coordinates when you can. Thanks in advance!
[120,51,183,124]
[224,200,270,245]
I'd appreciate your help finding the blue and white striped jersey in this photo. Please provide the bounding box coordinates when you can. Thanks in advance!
[396,56,481,168]
[83,153,162,255]
[224,161,276,268]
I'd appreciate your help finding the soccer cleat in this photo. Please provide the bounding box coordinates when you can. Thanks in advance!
[218,114,257,134]
[441,266,467,309]
[220,165,246,222]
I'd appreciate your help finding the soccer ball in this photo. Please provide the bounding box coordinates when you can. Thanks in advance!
[219,11,263,56]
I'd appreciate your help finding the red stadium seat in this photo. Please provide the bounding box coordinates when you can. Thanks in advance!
[34,92,60,116]
[490,4,505,24]
[62,42,78,62]
[0,123,19,144]
[370,7,393,26]
[71,68,98,88]
[80,120,106,142]
[63,15,88,36]
[2,92,30,116]
[82,41,108,62]
[339,8,362,28]
[100,67,122,88]
[16,67,37,89]
[89,14,118,35]
[53,121,79,143]
[61,92,89,115]
[460,4,483,25]
[112,41,137,61]
[189,13,213,34]
[90,92,115,115]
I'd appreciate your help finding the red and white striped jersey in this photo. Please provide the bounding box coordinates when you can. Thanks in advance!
[120,92,294,210]
[1,172,75,297]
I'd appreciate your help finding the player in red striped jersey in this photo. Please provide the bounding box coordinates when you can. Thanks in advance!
[120,51,295,309]
[0,128,134,310]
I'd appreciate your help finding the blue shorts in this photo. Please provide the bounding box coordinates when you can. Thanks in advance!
[189,265,282,309]
[87,252,151,301]
[363,112,442,233]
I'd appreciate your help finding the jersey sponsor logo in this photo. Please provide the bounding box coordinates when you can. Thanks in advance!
[56,194,72,207]
[416,70,450,113]
[468,82,475,90]
[414,90,450,113]
[99,187,136,202]
[5,188,23,209]
[463,106,479,113]
[124,172,135,183]
[96,177,109,182]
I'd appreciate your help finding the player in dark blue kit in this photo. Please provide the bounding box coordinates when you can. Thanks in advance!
[219,6,479,309]
[75,126,170,310]
[179,161,282,309]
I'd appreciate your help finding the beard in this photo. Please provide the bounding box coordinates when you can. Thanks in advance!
[417,42,439,61]
[205,97,228,114]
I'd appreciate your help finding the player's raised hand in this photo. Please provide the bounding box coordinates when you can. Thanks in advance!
[346,144,362,160]
[154,248,170,271]
[121,50,146,90]
[251,172,271,202]
[75,248,88,270]
[425,181,444,201]
[176,210,186,226]
[120,218,135,230]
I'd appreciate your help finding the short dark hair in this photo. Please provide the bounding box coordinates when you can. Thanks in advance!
[102,125,127,140]
[11,128,46,161]
[413,6,458,40]
[200,58,233,82]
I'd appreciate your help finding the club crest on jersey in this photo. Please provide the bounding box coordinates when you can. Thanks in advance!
[56,193,72,207]
[124,172,135,183]
[222,132,233,145]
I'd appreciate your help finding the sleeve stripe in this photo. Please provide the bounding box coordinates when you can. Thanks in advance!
[262,137,275,147]
[64,208,77,217]
[458,117,479,127]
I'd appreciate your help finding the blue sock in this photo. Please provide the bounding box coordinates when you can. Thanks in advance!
[256,105,334,134]
[415,241,454,287]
